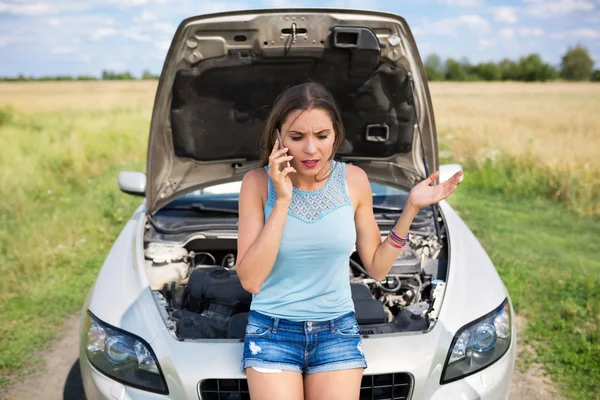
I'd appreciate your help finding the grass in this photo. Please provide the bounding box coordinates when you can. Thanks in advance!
[453,155,599,215]
[446,184,600,399]
[0,100,149,384]
[0,81,599,398]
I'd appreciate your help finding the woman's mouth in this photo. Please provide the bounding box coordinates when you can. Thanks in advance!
[302,159,320,168]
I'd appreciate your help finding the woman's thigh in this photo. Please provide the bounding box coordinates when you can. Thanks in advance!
[246,368,304,400]
[303,368,364,400]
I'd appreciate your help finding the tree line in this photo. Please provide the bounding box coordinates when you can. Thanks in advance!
[0,69,159,82]
[425,45,599,82]
[1,45,598,82]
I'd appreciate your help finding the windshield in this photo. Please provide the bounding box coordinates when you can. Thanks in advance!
[161,181,410,211]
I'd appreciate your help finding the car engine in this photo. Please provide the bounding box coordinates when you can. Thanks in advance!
[146,220,449,340]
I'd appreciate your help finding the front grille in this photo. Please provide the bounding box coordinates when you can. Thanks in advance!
[199,379,250,400]
[199,373,412,400]
[360,373,412,400]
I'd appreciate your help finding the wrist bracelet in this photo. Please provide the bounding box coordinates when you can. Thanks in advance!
[386,229,409,249]
[390,229,409,242]
[386,236,406,249]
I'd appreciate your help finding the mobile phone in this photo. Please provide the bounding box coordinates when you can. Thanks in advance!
[275,129,291,170]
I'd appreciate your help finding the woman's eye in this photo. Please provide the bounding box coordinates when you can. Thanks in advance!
[318,135,329,140]
[290,137,302,141]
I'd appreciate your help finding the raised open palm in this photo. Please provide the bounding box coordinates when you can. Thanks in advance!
[408,170,463,209]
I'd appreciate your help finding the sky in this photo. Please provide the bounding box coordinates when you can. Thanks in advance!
[0,0,599,77]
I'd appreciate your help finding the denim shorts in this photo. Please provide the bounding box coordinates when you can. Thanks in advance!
[241,310,368,375]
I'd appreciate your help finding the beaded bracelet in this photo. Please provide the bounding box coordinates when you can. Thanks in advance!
[386,229,410,249]
[390,229,409,242]
[386,237,405,248]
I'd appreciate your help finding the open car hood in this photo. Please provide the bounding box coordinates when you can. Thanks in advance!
[146,8,438,215]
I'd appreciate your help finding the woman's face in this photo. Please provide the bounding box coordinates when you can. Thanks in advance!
[280,108,336,178]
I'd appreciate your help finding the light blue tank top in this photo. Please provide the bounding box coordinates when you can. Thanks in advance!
[250,160,357,322]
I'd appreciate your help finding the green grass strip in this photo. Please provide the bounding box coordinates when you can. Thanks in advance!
[447,183,600,399]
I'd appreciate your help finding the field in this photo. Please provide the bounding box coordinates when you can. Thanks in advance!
[432,82,600,215]
[0,81,599,398]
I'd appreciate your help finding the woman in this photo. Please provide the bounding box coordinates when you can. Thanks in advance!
[236,82,462,400]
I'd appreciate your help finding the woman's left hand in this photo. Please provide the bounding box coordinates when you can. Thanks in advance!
[407,170,463,210]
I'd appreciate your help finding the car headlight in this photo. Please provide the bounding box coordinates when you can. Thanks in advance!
[441,298,512,384]
[83,311,168,394]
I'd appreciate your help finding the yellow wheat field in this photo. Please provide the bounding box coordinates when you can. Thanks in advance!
[2,81,598,168]
[430,82,600,170]
[1,81,599,213]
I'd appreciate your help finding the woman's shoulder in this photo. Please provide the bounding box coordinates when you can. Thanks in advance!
[241,167,269,200]
[243,166,268,181]
[242,167,269,187]
[342,163,372,209]
[343,162,370,189]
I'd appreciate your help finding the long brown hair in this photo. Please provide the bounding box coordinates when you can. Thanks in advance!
[259,82,345,180]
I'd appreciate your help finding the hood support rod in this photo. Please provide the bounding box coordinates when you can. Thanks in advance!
[408,73,442,242]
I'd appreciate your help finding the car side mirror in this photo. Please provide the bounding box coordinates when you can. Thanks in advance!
[118,171,146,196]
[439,164,463,185]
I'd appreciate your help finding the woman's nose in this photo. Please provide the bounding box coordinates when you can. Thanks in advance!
[304,137,317,154]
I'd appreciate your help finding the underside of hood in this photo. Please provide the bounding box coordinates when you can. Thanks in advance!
[146,9,438,214]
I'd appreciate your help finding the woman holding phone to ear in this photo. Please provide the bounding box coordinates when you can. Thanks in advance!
[236,82,462,400]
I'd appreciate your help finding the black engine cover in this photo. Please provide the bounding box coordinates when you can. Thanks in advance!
[184,267,252,315]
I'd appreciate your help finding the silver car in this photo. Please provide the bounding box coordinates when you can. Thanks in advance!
[79,8,516,400]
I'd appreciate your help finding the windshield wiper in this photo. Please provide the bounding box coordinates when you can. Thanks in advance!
[159,203,239,215]
[190,203,238,215]
[148,216,238,234]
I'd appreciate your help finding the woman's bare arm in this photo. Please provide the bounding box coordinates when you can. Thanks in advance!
[348,166,417,281]
[235,169,291,294]
[349,165,461,281]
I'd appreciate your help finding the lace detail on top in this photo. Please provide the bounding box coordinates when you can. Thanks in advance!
[265,160,352,224]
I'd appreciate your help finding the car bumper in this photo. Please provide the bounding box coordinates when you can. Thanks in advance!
[427,344,515,400]
[80,330,515,400]
[80,356,169,400]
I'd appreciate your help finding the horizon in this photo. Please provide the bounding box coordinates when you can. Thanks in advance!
[1,0,599,78]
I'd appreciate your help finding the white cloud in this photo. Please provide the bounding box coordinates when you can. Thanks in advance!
[134,10,157,22]
[102,0,169,6]
[552,28,600,39]
[156,40,170,51]
[151,22,176,35]
[0,34,13,47]
[498,27,545,39]
[47,18,62,27]
[0,0,92,15]
[411,23,451,36]
[44,15,115,29]
[525,0,595,18]
[51,46,77,54]
[584,12,600,23]
[518,27,545,37]
[92,27,119,41]
[438,0,481,6]
[500,28,515,38]
[477,38,495,49]
[106,60,127,71]
[493,7,518,24]
[458,15,490,31]
[0,2,51,15]
[271,0,293,7]
[123,30,151,42]
[414,14,490,36]
[570,28,600,38]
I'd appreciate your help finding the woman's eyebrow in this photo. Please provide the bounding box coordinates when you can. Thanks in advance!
[287,129,331,135]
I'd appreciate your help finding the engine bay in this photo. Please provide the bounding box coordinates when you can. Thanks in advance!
[146,207,448,340]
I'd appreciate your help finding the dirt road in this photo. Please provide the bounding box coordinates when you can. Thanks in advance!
[0,314,563,400]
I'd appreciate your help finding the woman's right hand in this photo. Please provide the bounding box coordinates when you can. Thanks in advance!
[268,139,296,203]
